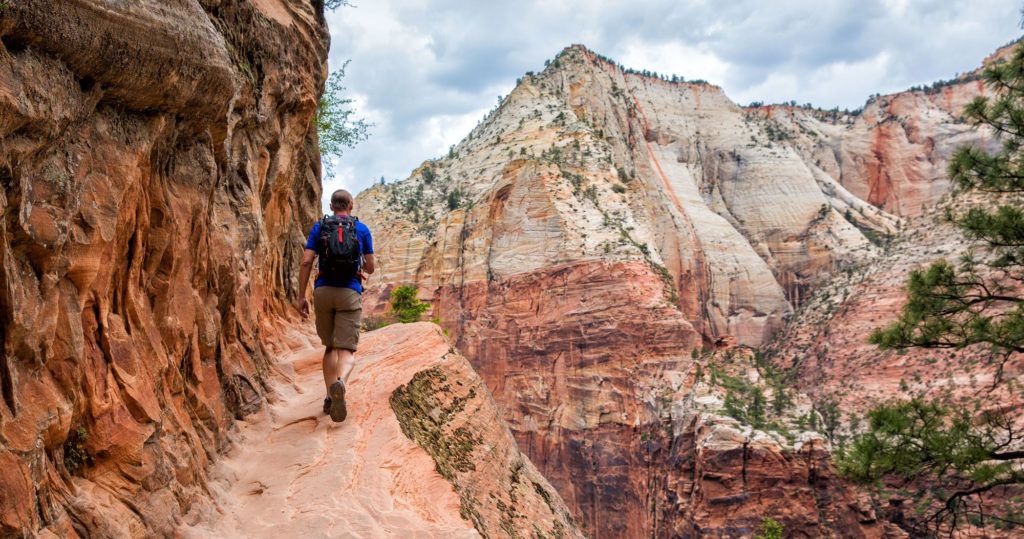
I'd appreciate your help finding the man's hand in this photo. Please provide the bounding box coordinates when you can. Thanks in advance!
[297,249,316,320]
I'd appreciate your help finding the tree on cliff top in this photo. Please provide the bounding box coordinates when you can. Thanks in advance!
[840,41,1024,535]
[317,61,370,180]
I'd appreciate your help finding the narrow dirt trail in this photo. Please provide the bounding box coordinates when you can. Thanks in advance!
[181,326,478,538]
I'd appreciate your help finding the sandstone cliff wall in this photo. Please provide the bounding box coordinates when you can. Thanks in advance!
[0,1,326,535]
[749,42,1012,218]
[352,43,958,537]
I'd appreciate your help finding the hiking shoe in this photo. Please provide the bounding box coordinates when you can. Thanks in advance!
[328,380,347,422]
[323,397,331,416]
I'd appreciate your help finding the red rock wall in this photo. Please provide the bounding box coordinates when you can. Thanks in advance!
[355,44,943,537]
[0,1,326,536]
[374,259,884,538]
[840,84,994,217]
[757,44,1010,218]
[432,260,700,538]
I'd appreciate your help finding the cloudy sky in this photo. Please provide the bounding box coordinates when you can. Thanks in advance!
[322,0,1021,207]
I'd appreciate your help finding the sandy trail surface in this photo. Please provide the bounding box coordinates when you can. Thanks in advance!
[181,325,477,538]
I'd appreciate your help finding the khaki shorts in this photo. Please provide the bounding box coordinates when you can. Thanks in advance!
[313,286,362,351]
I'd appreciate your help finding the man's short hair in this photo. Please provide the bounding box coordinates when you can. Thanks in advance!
[330,189,353,211]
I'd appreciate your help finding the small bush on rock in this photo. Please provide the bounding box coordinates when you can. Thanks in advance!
[390,285,430,323]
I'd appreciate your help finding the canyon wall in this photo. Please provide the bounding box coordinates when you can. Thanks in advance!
[759,42,1023,453]
[0,1,326,535]
[353,42,997,536]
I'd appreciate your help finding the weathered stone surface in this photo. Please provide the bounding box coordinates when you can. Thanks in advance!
[183,322,581,538]
[754,43,1012,217]
[355,43,998,537]
[0,1,326,536]
[389,323,581,538]
[765,191,1024,425]
[667,350,900,538]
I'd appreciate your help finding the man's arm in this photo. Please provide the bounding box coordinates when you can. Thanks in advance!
[360,225,375,275]
[297,249,316,317]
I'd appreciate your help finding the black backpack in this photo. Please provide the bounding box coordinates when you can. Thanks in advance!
[316,215,360,279]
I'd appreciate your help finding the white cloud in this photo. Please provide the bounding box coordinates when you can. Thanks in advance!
[618,40,731,85]
[730,51,894,108]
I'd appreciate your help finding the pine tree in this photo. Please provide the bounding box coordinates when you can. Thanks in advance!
[389,285,430,323]
[840,42,1024,535]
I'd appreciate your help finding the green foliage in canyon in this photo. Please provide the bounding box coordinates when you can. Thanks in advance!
[391,285,431,323]
[839,399,1023,532]
[754,518,784,539]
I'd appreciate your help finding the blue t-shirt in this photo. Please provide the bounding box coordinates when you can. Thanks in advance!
[305,216,374,293]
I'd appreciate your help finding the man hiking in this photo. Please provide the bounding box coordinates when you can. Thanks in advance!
[296,189,374,422]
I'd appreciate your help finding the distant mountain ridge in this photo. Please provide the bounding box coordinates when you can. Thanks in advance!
[355,40,1006,536]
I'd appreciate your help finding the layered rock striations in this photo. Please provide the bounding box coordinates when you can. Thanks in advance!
[0,1,326,536]
[184,323,581,538]
[760,42,1022,440]
[748,42,1011,217]
[352,43,994,536]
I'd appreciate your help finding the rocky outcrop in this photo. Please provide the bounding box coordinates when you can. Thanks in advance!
[0,1,326,536]
[748,42,1012,217]
[648,348,892,538]
[355,43,1001,536]
[389,323,581,538]
[183,323,580,538]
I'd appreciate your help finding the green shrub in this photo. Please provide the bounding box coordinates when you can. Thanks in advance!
[447,189,463,210]
[755,518,784,539]
[362,315,394,331]
[390,285,430,323]
[63,427,93,474]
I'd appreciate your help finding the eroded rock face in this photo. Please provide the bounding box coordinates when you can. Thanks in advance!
[765,191,1024,427]
[389,323,581,538]
[0,1,326,535]
[353,43,988,536]
[665,349,897,538]
[750,43,1011,218]
[183,323,581,538]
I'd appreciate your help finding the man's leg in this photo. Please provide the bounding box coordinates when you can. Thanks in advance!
[325,345,348,422]
[323,347,342,391]
[313,287,341,394]
[338,349,356,384]
[325,288,359,422]
[334,288,361,386]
